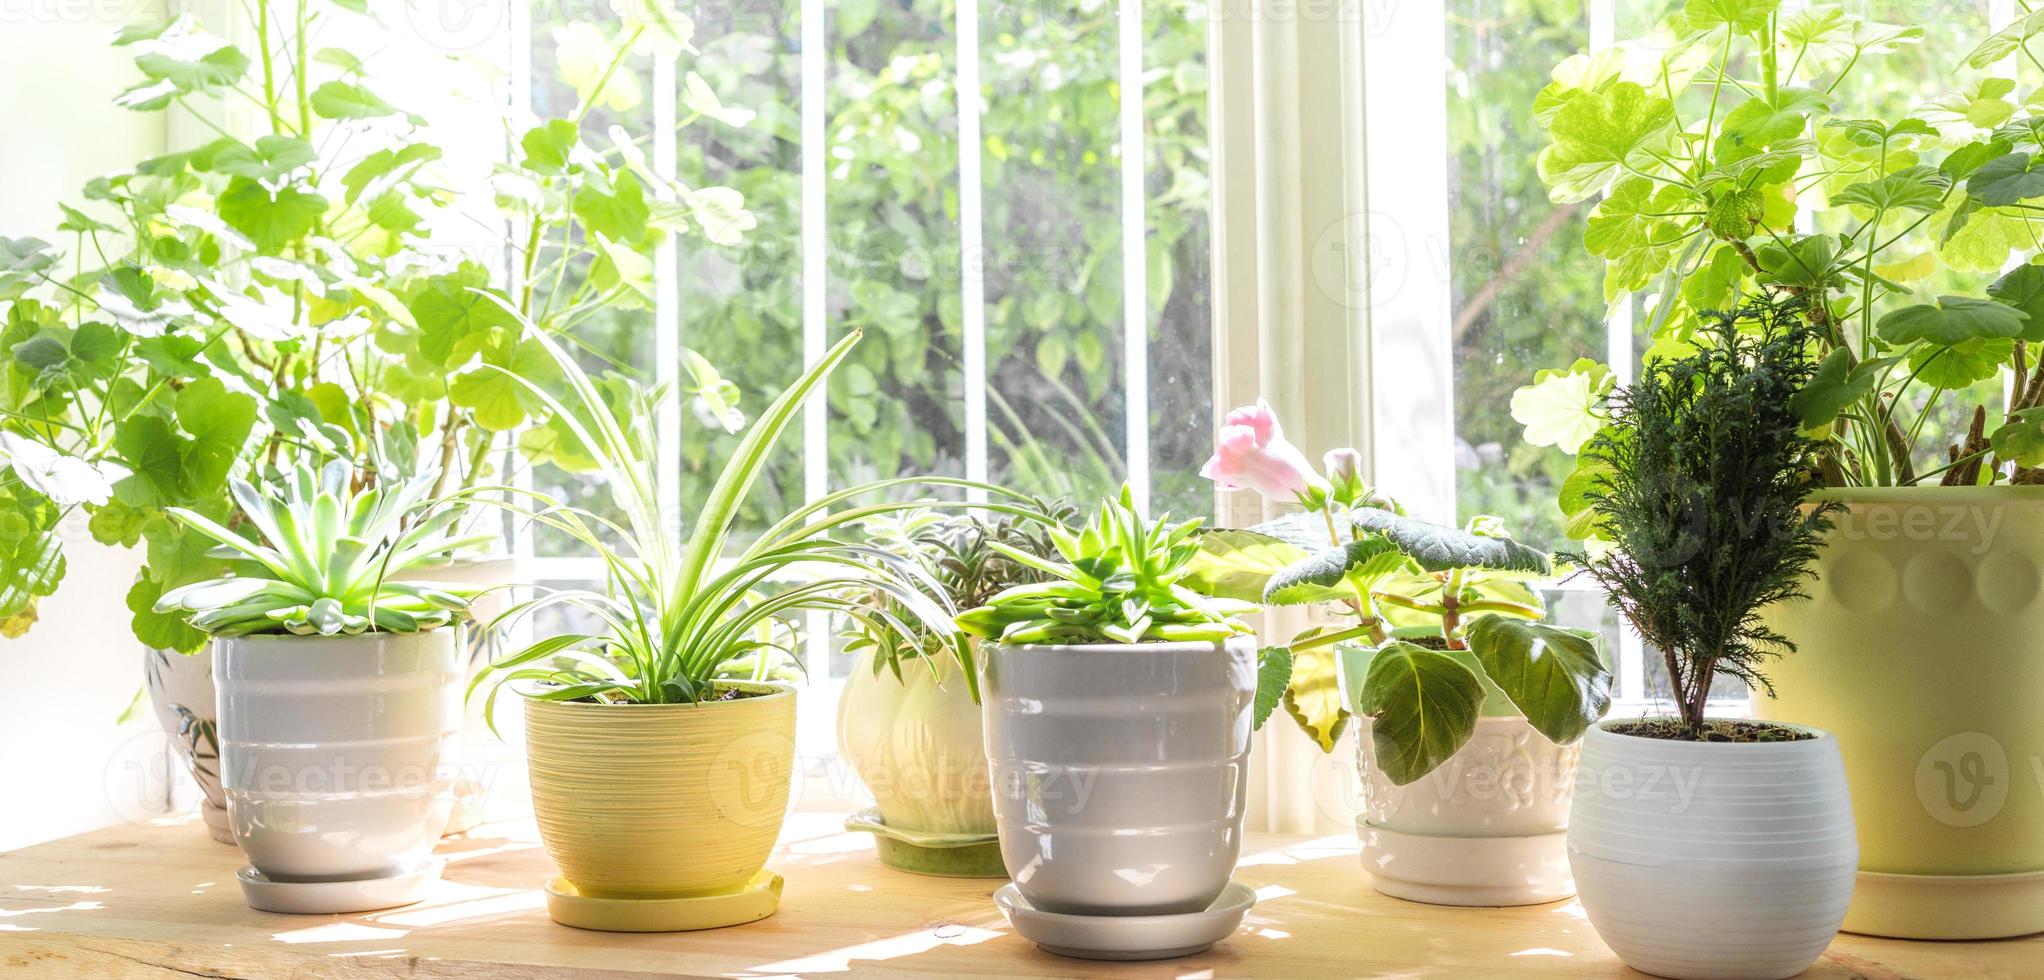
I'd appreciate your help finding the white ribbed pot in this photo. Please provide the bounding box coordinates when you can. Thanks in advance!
[981,635,1256,916]
[215,630,462,881]
[1568,719,1857,980]
[143,647,232,844]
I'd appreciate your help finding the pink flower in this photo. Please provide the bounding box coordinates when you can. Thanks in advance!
[1200,400,1326,503]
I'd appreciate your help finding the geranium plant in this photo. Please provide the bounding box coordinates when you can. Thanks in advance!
[1514,2,2044,518]
[0,1,755,651]
[1190,402,1611,783]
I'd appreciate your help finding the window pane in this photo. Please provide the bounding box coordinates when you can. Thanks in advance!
[1446,0,1599,548]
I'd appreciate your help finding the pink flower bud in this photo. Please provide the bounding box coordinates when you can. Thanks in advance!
[1200,399,1326,503]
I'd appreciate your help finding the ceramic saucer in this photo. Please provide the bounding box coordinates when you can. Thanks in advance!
[237,858,443,914]
[543,870,784,932]
[993,880,1255,960]
[844,807,1006,878]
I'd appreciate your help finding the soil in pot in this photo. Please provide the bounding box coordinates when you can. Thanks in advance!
[1608,718,1816,742]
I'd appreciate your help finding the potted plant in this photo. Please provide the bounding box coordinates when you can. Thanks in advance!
[0,4,753,840]
[468,325,968,932]
[1188,400,1611,906]
[1517,6,2044,937]
[1564,305,1856,979]
[837,500,1077,877]
[957,485,1260,940]
[153,460,481,914]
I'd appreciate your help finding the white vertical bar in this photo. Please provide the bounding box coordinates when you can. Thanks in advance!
[1359,2,1455,522]
[802,0,827,502]
[1589,0,1645,704]
[801,0,829,676]
[1119,0,1150,510]
[1592,0,1632,393]
[508,0,537,578]
[958,0,989,501]
[653,56,682,546]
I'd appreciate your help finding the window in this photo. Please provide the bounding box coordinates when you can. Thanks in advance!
[504,0,1215,800]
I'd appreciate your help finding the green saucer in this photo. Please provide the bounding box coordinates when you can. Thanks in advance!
[845,808,1007,878]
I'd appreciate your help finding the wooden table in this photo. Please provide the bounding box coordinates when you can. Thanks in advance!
[1,812,2036,978]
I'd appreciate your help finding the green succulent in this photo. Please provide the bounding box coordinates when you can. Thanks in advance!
[154,461,482,637]
[956,486,1255,646]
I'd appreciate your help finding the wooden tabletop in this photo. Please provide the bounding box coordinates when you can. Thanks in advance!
[1,812,2036,978]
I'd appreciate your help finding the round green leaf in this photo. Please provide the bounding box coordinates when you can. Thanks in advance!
[1968,151,2044,205]
[1876,295,2029,345]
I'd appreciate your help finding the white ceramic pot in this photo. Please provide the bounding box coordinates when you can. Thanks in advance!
[1568,719,1857,980]
[981,635,1256,916]
[1342,644,1580,906]
[143,647,233,844]
[215,630,462,880]
[1356,715,1578,906]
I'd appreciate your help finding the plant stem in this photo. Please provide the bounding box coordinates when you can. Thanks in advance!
[256,1,283,133]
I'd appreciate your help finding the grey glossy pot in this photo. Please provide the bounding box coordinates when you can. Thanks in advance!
[981,635,1256,916]
[215,631,461,881]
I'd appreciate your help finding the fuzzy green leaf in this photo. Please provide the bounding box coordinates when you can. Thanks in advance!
[1263,537,1406,605]
[1254,646,1293,731]
[1465,615,1611,746]
[1536,82,1677,203]
[1356,642,1484,785]
[1987,263,2044,341]
[1184,528,1313,603]
[1969,151,2044,205]
[1349,510,1552,575]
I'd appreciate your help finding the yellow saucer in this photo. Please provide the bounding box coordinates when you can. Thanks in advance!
[543,871,784,932]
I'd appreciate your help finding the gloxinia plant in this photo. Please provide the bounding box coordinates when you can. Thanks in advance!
[1189,403,1612,784]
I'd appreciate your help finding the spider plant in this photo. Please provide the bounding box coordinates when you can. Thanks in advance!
[844,497,1078,694]
[154,461,483,636]
[470,323,1050,718]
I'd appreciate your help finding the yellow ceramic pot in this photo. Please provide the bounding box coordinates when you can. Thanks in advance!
[1757,487,2044,939]
[524,682,796,899]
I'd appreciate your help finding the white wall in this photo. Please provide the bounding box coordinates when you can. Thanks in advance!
[0,2,167,852]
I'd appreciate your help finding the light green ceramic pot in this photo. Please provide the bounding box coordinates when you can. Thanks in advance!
[1756,486,2044,939]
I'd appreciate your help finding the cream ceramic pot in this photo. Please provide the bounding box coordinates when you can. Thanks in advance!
[837,647,994,836]
[981,636,1256,916]
[144,647,232,844]
[1568,720,1857,980]
[214,630,462,880]
[524,682,795,898]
